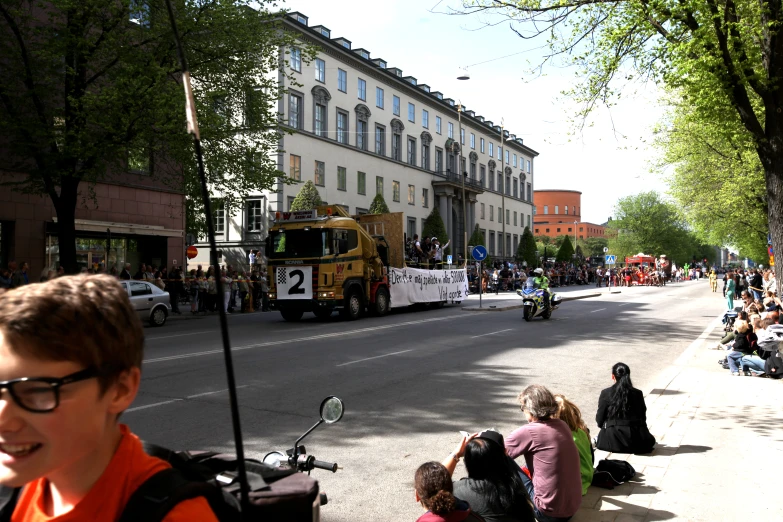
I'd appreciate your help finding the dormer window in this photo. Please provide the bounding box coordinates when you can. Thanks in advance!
[431,91,443,100]
[297,15,306,23]
[334,37,352,49]
[404,76,417,85]
[418,84,430,93]
[379,60,386,68]
[354,48,370,59]
[388,68,403,77]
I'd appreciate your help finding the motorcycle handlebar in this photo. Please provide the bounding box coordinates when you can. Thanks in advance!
[311,459,338,473]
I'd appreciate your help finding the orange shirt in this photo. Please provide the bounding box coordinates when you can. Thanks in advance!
[12,424,219,522]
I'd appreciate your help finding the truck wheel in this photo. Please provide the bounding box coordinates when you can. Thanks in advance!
[280,309,304,322]
[313,308,332,320]
[373,287,390,317]
[341,290,363,320]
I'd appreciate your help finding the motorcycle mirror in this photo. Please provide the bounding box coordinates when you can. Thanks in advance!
[320,396,345,424]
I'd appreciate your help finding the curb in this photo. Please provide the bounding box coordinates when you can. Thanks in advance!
[167,310,266,321]
[461,291,602,312]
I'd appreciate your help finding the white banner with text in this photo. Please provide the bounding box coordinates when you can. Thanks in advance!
[388,267,468,308]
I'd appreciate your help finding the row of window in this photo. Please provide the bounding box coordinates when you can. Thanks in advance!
[534,226,605,236]
[288,50,533,173]
[478,203,532,229]
[212,199,264,236]
[539,205,580,216]
[481,230,520,258]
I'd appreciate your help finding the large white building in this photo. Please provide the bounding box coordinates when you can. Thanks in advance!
[193,10,538,268]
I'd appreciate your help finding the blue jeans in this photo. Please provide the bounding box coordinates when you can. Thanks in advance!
[741,355,766,374]
[518,470,573,522]
[727,351,744,373]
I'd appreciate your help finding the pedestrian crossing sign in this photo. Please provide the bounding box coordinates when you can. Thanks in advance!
[605,255,616,265]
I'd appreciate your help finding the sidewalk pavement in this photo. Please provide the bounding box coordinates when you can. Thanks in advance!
[573,315,783,521]
[461,286,607,312]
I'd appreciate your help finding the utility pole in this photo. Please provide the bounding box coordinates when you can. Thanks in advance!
[500,121,505,262]
[458,103,468,264]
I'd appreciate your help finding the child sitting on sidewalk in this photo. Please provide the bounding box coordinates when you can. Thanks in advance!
[554,395,594,496]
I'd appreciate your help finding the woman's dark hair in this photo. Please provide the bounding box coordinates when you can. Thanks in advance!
[608,362,634,419]
[463,439,534,520]
[414,462,456,515]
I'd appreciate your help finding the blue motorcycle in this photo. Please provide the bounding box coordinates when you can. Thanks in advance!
[517,280,562,321]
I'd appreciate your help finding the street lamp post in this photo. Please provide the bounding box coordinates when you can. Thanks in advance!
[574,221,578,261]
[458,103,467,264]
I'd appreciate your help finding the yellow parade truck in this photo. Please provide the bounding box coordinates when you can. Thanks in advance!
[265,206,467,321]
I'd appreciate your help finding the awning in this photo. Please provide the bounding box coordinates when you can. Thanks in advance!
[51,218,183,238]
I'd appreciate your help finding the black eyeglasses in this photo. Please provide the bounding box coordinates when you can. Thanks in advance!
[0,367,98,413]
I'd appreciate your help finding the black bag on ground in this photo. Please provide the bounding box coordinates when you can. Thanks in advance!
[590,459,636,490]
[117,443,320,522]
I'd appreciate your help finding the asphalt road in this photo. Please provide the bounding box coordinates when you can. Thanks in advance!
[127,279,725,521]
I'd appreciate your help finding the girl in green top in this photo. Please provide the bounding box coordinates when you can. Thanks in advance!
[726,277,736,310]
[554,394,594,495]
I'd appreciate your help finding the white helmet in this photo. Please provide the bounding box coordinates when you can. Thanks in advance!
[534,268,544,276]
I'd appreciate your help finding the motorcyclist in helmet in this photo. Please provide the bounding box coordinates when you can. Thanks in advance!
[532,268,552,312]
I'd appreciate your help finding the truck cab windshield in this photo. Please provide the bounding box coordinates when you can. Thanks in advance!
[269,229,326,258]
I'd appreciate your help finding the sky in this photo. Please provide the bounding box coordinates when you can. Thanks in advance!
[281,0,667,225]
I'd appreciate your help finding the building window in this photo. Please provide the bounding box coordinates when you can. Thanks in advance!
[460,127,465,145]
[514,212,518,226]
[393,95,400,116]
[408,184,415,205]
[506,209,510,225]
[376,176,383,195]
[527,183,532,201]
[535,228,539,234]
[448,122,454,139]
[392,129,402,161]
[497,172,503,193]
[498,145,502,160]
[489,142,494,158]
[408,102,415,122]
[315,58,325,82]
[435,148,443,173]
[358,78,366,100]
[247,199,263,232]
[422,188,429,207]
[565,206,569,215]
[337,166,346,191]
[489,169,495,191]
[480,138,485,153]
[506,174,511,195]
[358,171,366,195]
[375,124,386,155]
[436,116,442,134]
[470,160,476,180]
[393,180,401,202]
[513,154,517,167]
[289,154,301,181]
[480,165,486,187]
[470,133,475,149]
[568,227,572,232]
[357,120,367,150]
[489,231,495,254]
[505,150,510,164]
[376,87,384,109]
[422,143,430,170]
[555,205,559,214]
[287,196,295,211]
[513,179,518,198]
[422,110,429,128]
[546,228,550,233]
[337,110,348,144]
[527,160,531,172]
[481,203,485,220]
[557,228,561,233]
[213,200,225,234]
[498,206,502,222]
[288,93,302,129]
[407,136,416,165]
[290,47,301,72]
[337,69,347,92]
[461,157,466,177]
[490,205,494,222]
[544,205,548,214]
[314,161,325,186]
[314,103,327,137]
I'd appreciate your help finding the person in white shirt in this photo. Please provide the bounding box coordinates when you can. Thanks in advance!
[431,237,451,268]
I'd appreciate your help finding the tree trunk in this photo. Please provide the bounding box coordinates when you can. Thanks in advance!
[54,177,80,274]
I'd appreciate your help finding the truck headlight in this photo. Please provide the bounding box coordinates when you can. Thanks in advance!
[318,291,335,299]
[268,292,276,299]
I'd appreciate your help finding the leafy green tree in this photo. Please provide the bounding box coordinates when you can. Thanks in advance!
[556,235,575,263]
[516,227,537,267]
[369,193,390,214]
[0,0,301,272]
[468,224,491,265]
[459,0,783,293]
[577,237,609,259]
[422,207,449,256]
[289,181,323,211]
[575,245,584,259]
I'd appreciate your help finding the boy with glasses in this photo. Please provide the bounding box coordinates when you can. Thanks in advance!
[0,275,217,521]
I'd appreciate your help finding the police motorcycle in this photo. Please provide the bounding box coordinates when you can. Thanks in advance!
[517,275,562,321]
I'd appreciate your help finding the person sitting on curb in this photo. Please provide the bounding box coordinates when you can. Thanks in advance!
[553,395,594,496]
[595,362,656,454]
[441,431,534,522]
[742,318,783,376]
[725,320,758,376]
[505,385,582,522]
[0,275,218,521]
[413,461,484,522]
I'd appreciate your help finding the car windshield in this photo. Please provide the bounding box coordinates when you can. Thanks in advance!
[269,229,326,259]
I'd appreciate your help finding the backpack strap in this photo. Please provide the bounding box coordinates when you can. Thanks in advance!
[119,468,229,522]
[0,487,20,522]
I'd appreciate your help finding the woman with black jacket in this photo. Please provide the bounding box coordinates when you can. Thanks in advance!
[595,363,656,454]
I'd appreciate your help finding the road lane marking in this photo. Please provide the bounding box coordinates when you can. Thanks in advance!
[470,328,513,339]
[619,303,632,307]
[590,308,607,313]
[126,385,252,413]
[143,314,463,364]
[146,330,213,341]
[336,349,413,367]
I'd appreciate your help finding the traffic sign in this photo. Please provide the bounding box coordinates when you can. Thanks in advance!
[186,245,198,259]
[603,247,609,253]
[605,255,616,264]
[447,255,453,265]
[472,245,488,261]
